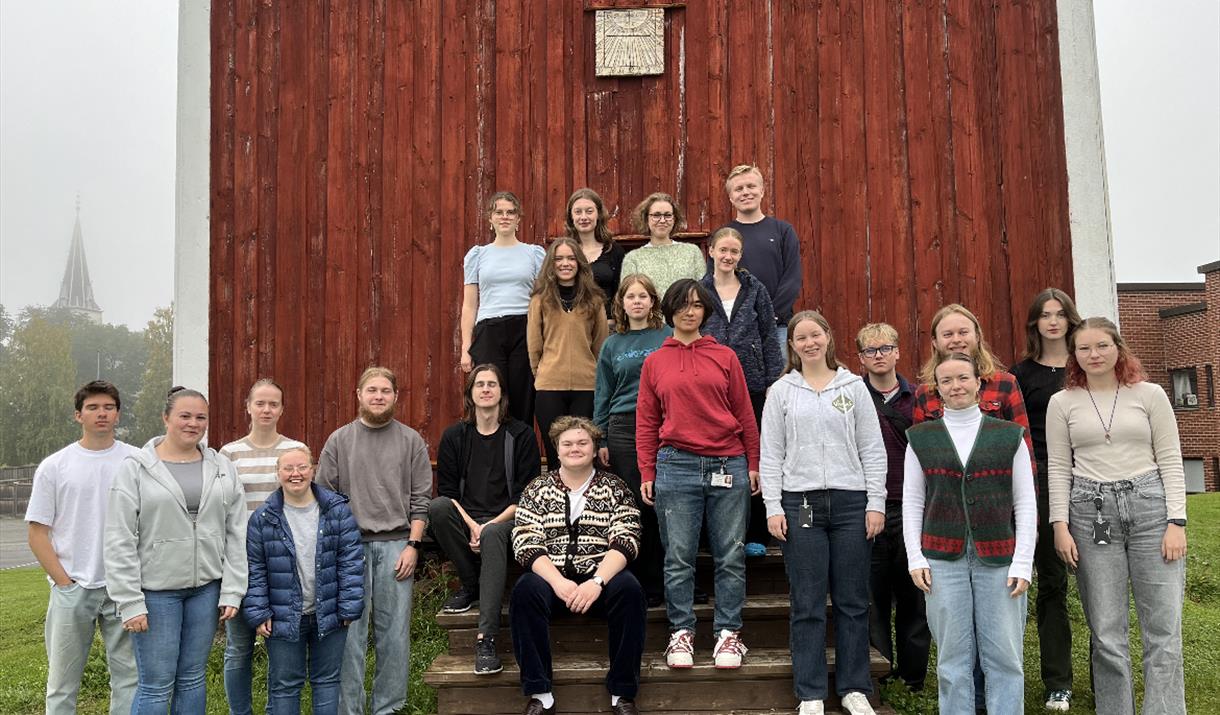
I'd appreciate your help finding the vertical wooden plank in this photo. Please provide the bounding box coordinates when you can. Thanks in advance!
[681,1,710,230]
[836,0,870,336]
[302,0,329,448]
[256,0,280,387]
[494,1,525,197]
[380,0,409,419]
[544,0,569,240]
[230,0,260,439]
[701,1,729,229]
[210,0,238,441]
[815,0,845,317]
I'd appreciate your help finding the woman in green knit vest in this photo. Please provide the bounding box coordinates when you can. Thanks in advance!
[902,352,1037,715]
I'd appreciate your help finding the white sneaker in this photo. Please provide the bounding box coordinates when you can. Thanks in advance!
[664,629,694,669]
[713,629,748,669]
[840,692,876,715]
[798,700,824,715]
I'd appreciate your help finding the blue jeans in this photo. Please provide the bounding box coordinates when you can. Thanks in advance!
[267,615,348,715]
[653,447,748,632]
[1069,473,1185,715]
[781,490,873,700]
[131,580,221,714]
[924,543,1027,715]
[339,540,413,715]
[224,612,260,715]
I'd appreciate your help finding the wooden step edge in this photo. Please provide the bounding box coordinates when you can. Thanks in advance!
[423,646,889,687]
[436,592,810,627]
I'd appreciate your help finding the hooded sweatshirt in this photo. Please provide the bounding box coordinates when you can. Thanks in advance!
[104,437,248,621]
[635,335,760,483]
[759,368,888,517]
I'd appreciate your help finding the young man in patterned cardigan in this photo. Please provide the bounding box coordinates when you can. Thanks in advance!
[510,415,645,715]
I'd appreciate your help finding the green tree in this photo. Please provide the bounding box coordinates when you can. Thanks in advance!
[0,315,78,465]
[131,305,174,446]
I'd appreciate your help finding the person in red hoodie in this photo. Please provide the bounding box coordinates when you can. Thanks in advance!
[636,278,761,672]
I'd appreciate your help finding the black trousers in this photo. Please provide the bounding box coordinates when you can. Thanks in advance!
[607,412,664,600]
[428,496,513,637]
[868,501,931,690]
[746,390,769,544]
[510,570,646,698]
[535,390,594,470]
[470,314,535,428]
[1034,466,1073,691]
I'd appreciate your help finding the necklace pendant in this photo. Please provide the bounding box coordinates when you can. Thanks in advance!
[1105,432,1112,445]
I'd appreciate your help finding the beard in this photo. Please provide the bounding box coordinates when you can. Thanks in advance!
[359,402,396,426]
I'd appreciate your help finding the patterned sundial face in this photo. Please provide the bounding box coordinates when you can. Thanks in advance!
[595,8,664,77]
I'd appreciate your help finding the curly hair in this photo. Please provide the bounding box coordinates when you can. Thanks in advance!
[632,192,686,236]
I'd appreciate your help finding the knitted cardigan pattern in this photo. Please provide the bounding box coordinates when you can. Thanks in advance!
[512,469,642,578]
[907,416,1024,565]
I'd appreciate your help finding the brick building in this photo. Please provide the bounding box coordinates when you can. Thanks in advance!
[1117,260,1220,492]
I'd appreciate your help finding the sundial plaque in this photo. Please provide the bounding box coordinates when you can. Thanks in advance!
[595,8,664,77]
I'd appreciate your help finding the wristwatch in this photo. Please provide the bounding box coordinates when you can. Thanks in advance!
[1167,519,1187,528]
[590,575,606,588]
[406,539,423,549]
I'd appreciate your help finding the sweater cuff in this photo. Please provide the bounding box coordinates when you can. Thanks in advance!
[119,599,147,623]
[764,499,783,519]
[519,550,545,571]
[609,541,637,563]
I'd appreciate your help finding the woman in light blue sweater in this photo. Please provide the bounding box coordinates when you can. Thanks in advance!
[759,311,887,715]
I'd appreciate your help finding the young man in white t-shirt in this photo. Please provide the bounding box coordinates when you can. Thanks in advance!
[26,381,140,715]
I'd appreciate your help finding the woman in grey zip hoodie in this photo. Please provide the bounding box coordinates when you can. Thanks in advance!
[105,387,248,714]
[759,311,886,715]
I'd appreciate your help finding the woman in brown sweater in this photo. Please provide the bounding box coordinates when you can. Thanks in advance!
[528,237,609,469]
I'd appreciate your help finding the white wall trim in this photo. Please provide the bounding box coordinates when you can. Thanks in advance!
[1057,0,1119,322]
[174,0,211,395]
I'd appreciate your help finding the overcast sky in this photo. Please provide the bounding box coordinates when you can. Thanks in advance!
[1,1,1216,329]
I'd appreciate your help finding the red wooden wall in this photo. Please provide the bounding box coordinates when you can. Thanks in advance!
[209,0,1073,452]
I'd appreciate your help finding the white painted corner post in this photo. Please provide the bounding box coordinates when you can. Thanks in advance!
[1057,0,1119,322]
[174,0,211,395]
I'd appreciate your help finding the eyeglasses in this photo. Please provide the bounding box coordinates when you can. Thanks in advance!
[279,465,312,475]
[648,212,674,221]
[1075,342,1115,355]
[858,345,897,358]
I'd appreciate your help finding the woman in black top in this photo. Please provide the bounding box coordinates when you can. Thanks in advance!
[565,188,624,326]
[1010,286,1082,712]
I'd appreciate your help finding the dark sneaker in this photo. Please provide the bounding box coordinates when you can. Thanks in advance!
[1044,690,1071,711]
[443,586,478,613]
[611,698,640,715]
[474,635,503,675]
[522,698,556,715]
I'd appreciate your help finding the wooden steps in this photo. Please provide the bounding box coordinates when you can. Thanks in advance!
[424,546,897,714]
[424,647,890,714]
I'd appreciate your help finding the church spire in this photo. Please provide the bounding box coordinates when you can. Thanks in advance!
[53,197,103,323]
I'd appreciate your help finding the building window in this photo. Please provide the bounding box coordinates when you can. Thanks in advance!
[1184,459,1205,493]
[1170,367,1199,408]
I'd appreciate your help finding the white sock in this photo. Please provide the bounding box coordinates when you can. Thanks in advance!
[611,695,620,706]
[532,692,554,709]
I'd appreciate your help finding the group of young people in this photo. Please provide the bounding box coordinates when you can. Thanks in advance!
[25,165,1187,715]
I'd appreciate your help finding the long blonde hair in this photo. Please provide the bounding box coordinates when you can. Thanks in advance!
[918,304,1003,387]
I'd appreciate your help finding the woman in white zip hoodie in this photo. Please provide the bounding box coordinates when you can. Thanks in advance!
[105,387,248,714]
[760,310,887,715]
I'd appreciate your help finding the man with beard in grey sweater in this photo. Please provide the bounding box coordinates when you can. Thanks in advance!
[317,366,432,715]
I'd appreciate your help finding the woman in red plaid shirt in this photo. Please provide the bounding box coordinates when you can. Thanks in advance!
[911,303,1035,711]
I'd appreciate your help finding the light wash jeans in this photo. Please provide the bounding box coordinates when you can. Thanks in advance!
[924,542,1027,715]
[339,540,413,715]
[267,615,348,715]
[1069,472,1185,715]
[224,613,262,715]
[44,583,136,715]
[653,447,749,633]
[131,580,222,714]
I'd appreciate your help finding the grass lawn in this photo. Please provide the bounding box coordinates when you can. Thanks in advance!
[1,494,1216,713]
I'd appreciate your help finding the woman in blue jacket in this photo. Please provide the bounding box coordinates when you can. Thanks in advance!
[702,226,784,555]
[244,446,364,715]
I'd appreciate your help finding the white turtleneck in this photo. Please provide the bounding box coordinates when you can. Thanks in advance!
[901,404,1037,582]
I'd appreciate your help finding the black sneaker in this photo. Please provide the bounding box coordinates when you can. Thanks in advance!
[443,586,478,613]
[474,635,503,675]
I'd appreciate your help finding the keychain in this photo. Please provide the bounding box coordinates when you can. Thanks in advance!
[1092,495,1112,545]
[800,494,813,528]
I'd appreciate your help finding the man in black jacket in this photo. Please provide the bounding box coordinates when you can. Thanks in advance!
[429,363,541,675]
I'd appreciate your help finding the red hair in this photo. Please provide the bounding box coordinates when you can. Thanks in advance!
[1065,317,1146,389]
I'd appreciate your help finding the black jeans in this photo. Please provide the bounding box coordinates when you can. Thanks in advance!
[607,412,663,600]
[868,501,931,690]
[535,390,594,470]
[510,570,646,698]
[470,314,535,428]
[1034,467,1073,692]
[746,390,769,544]
[428,496,513,637]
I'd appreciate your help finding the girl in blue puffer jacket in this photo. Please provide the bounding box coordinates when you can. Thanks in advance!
[244,446,364,715]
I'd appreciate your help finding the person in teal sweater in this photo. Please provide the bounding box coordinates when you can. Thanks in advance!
[593,273,672,605]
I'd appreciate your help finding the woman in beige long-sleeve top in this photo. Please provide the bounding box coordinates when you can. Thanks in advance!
[528,236,609,470]
[1047,317,1187,715]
